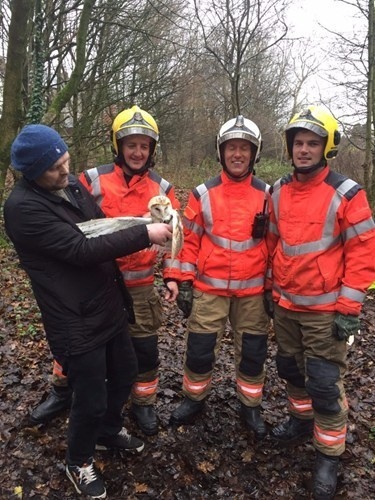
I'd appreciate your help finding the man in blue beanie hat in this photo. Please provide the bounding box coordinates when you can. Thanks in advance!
[4,124,173,499]
[10,124,69,181]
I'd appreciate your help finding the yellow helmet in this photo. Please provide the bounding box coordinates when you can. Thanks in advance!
[111,105,159,155]
[285,106,341,160]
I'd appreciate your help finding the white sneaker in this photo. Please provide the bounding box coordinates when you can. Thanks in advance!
[66,457,106,499]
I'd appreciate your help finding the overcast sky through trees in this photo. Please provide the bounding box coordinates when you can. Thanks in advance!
[287,0,367,120]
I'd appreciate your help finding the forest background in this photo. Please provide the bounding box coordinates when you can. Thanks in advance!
[0,0,374,205]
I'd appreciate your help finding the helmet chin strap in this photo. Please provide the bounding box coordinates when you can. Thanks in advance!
[222,163,254,181]
[293,158,326,175]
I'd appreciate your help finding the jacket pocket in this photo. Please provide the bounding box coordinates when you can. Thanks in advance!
[346,206,375,242]
[316,254,342,293]
[133,288,163,331]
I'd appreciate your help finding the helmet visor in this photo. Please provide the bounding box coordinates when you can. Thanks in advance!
[116,126,158,142]
[286,121,328,137]
[218,131,260,148]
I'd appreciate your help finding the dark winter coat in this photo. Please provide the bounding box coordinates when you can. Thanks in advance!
[3,175,150,357]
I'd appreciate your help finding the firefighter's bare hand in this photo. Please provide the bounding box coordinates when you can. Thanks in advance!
[147,223,173,246]
[164,280,179,302]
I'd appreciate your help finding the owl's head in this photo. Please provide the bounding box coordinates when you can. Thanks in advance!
[148,195,173,223]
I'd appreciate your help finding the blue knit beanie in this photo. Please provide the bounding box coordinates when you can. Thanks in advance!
[11,124,69,181]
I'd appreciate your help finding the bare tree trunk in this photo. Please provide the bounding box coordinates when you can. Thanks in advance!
[0,0,34,206]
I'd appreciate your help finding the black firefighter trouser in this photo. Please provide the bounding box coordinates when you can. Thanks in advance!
[273,304,349,456]
[182,291,269,407]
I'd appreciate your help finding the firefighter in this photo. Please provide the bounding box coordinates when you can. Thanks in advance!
[30,106,180,436]
[265,106,375,499]
[169,115,270,440]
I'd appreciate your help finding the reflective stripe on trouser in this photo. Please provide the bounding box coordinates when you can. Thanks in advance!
[128,285,163,405]
[131,375,159,402]
[51,359,69,387]
[182,291,269,406]
[183,370,212,400]
[314,422,347,450]
[274,304,348,455]
[288,392,313,415]
[237,377,264,402]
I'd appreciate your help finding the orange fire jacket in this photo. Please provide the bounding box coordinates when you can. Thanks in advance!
[179,171,269,297]
[266,167,375,315]
[79,163,180,287]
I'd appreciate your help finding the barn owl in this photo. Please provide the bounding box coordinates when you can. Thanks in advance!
[77,195,183,259]
[147,195,183,258]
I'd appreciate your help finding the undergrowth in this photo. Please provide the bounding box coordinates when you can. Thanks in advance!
[157,156,291,189]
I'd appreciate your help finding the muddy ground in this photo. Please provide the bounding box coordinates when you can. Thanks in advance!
[0,180,374,500]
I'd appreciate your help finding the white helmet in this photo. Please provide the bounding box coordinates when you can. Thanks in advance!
[217,115,262,171]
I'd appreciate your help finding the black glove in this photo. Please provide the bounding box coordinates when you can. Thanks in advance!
[177,281,193,318]
[332,313,360,341]
[263,290,274,319]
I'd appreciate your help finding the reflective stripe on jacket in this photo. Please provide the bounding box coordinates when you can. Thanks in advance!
[180,171,269,297]
[79,164,181,287]
[267,167,375,314]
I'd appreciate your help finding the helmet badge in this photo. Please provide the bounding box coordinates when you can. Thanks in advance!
[299,108,324,127]
[234,115,244,128]
[134,112,144,123]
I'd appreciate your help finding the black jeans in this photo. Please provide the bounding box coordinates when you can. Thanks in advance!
[64,331,138,465]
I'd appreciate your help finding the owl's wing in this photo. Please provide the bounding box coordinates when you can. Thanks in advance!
[171,209,184,259]
[77,217,153,238]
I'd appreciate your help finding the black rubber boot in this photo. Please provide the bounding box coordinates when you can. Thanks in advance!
[132,404,158,436]
[169,397,205,425]
[240,403,267,440]
[312,450,339,499]
[270,414,314,442]
[29,385,72,425]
